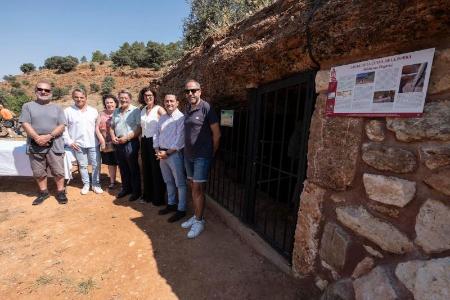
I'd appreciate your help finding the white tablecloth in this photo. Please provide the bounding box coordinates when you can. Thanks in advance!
[0,140,75,179]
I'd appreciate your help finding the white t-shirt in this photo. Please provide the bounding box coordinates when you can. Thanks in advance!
[141,105,161,138]
[63,105,99,148]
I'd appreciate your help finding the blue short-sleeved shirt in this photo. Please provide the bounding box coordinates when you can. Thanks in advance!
[184,99,219,159]
[111,105,141,138]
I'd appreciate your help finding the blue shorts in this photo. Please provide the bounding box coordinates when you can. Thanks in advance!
[184,157,212,183]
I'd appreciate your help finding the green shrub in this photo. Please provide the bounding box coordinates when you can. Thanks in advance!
[20,63,36,74]
[1,89,30,114]
[92,50,109,63]
[90,83,100,93]
[89,62,96,71]
[11,81,21,88]
[80,56,88,63]
[44,56,79,73]
[75,82,87,93]
[52,86,70,100]
[101,76,115,96]
[3,75,16,82]
[22,80,30,86]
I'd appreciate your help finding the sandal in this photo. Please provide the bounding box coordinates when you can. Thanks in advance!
[108,182,116,189]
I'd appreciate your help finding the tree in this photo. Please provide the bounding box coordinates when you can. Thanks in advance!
[52,86,70,100]
[89,62,96,71]
[92,50,109,63]
[80,56,88,63]
[44,56,79,73]
[90,83,100,93]
[2,75,16,82]
[20,63,36,74]
[101,76,115,95]
[183,0,275,49]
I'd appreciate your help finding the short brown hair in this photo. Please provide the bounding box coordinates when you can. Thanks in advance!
[118,89,132,100]
[72,88,87,97]
[138,87,158,106]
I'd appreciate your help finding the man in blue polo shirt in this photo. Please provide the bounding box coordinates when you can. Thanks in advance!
[181,79,221,238]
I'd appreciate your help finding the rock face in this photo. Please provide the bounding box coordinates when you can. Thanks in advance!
[353,266,399,300]
[352,257,375,279]
[365,120,385,142]
[292,181,325,275]
[321,278,354,300]
[363,245,383,258]
[428,48,450,95]
[423,168,450,196]
[361,143,417,173]
[395,257,450,300]
[319,222,351,270]
[315,70,330,93]
[415,199,450,254]
[363,174,416,207]
[420,144,450,170]
[336,206,413,254]
[307,95,363,191]
[386,101,450,142]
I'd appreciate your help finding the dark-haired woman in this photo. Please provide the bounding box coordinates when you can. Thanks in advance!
[139,87,166,205]
[96,94,119,189]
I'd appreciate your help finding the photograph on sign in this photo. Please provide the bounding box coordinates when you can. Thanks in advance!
[326,48,435,117]
[220,110,234,127]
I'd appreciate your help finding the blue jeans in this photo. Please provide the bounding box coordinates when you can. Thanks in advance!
[159,151,187,211]
[184,157,212,183]
[73,146,101,186]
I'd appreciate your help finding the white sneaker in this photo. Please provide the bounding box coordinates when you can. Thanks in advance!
[92,186,103,194]
[181,215,196,229]
[187,219,205,239]
[80,184,90,195]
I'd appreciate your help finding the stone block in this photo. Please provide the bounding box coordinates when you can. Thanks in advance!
[352,257,375,279]
[315,70,330,93]
[321,278,355,300]
[292,181,325,275]
[395,257,450,300]
[363,174,416,207]
[415,199,450,254]
[420,144,450,170]
[365,120,385,142]
[386,101,450,142]
[362,143,417,173]
[308,94,363,191]
[319,222,351,270]
[336,206,413,254]
[363,245,383,258]
[423,168,450,196]
[353,266,400,300]
[428,48,450,95]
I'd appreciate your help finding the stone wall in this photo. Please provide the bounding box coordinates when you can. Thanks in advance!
[159,0,450,299]
[292,48,450,299]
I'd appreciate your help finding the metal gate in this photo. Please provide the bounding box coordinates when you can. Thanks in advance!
[206,72,316,260]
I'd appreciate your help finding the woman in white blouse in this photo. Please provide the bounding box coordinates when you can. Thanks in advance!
[139,87,166,205]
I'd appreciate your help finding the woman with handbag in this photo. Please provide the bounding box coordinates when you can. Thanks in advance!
[96,94,119,189]
[139,87,167,205]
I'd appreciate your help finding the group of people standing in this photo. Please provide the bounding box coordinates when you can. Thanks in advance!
[19,79,220,239]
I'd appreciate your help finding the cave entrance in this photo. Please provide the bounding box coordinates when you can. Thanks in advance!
[206,72,316,260]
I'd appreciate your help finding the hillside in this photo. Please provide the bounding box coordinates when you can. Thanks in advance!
[0,62,162,110]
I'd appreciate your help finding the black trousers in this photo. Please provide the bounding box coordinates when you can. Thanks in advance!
[115,138,141,197]
[141,137,166,205]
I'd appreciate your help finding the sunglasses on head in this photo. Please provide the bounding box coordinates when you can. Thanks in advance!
[36,87,51,93]
[184,88,200,94]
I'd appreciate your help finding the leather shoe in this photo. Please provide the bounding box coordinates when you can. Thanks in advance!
[32,191,49,205]
[168,210,186,223]
[158,204,177,215]
[117,190,131,198]
[128,194,141,202]
[56,191,68,204]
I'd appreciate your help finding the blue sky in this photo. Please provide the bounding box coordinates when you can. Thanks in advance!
[0,0,190,79]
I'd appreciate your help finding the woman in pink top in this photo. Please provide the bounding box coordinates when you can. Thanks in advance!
[139,87,166,205]
[96,94,119,189]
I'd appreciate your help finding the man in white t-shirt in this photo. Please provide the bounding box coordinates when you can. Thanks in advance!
[63,88,103,195]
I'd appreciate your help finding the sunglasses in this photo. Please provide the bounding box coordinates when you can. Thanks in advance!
[184,88,200,94]
[36,88,51,93]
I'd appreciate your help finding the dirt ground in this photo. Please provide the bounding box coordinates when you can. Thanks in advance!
[0,167,317,300]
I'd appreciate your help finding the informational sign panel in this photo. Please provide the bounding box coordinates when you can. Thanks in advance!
[326,48,435,117]
[220,110,234,127]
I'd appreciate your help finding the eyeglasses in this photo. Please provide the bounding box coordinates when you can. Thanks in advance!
[184,89,200,94]
[36,88,51,93]
[144,94,154,98]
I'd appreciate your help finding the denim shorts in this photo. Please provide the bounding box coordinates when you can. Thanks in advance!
[184,157,212,183]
